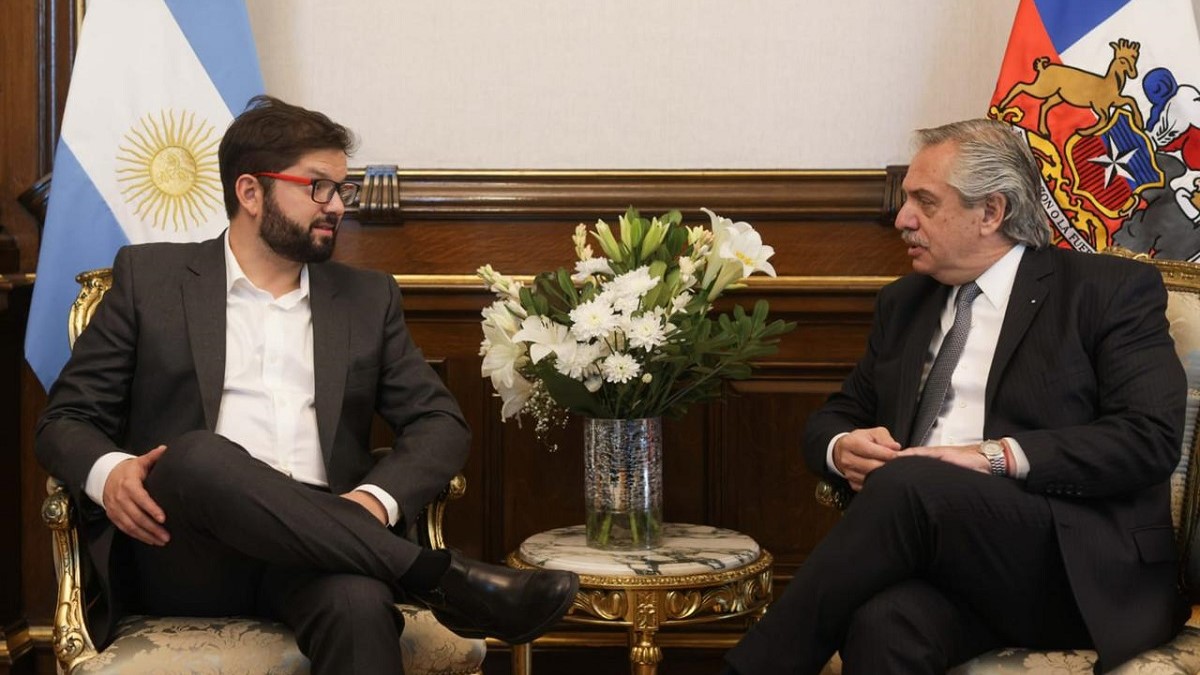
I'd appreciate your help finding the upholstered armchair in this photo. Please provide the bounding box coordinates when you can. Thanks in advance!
[41,268,486,675]
[817,250,1200,674]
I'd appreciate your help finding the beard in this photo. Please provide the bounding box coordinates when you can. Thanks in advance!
[259,196,339,263]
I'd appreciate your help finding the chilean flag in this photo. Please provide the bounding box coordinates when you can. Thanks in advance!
[990,0,1200,257]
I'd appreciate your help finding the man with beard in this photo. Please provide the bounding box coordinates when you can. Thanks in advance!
[724,119,1188,674]
[36,96,579,674]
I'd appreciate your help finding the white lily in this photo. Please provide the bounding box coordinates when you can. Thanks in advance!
[699,208,739,288]
[481,300,521,337]
[480,321,527,389]
[512,315,574,364]
[492,371,534,420]
[719,226,777,278]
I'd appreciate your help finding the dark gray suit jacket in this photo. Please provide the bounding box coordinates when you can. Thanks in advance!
[36,234,471,645]
[804,246,1187,671]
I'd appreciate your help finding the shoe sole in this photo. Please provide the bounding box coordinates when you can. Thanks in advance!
[449,573,581,645]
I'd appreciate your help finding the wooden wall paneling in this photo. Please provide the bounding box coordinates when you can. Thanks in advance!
[3,0,76,672]
[336,216,908,278]
[0,281,34,674]
[2,0,75,274]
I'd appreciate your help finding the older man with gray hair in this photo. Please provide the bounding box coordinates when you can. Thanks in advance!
[725,119,1188,674]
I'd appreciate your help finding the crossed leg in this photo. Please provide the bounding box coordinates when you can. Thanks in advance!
[131,430,421,673]
[724,456,1091,675]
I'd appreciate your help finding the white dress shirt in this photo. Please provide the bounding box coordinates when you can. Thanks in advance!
[827,244,1031,478]
[85,235,401,525]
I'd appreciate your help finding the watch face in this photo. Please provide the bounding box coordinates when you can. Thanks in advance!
[980,440,1003,458]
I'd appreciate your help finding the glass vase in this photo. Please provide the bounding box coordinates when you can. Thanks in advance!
[583,417,663,550]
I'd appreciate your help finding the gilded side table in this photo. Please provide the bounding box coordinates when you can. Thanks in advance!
[506,523,772,675]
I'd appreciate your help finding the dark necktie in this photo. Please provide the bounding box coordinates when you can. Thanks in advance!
[911,281,982,446]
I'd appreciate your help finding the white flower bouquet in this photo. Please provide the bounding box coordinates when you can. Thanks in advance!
[478,207,794,438]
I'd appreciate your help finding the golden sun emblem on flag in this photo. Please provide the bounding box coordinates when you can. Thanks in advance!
[116,110,222,231]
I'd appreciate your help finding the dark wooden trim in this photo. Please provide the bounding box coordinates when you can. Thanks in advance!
[351,168,890,224]
[34,0,76,176]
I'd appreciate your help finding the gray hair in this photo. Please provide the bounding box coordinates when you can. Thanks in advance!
[915,119,1050,249]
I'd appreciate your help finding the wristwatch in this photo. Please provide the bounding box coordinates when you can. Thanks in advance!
[978,440,1008,476]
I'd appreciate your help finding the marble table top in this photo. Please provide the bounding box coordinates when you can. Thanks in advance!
[516,523,762,577]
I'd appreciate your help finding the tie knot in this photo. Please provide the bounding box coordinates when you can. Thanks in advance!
[956,281,982,307]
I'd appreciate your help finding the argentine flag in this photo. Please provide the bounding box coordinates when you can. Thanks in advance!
[26,0,263,390]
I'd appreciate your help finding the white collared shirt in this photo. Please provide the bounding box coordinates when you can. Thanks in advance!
[85,235,400,525]
[826,244,1031,478]
[215,237,324,485]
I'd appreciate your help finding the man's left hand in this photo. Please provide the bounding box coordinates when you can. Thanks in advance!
[903,444,990,474]
[341,490,388,526]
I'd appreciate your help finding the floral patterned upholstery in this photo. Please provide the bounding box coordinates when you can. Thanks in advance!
[70,609,485,675]
[819,626,1200,674]
[950,624,1200,674]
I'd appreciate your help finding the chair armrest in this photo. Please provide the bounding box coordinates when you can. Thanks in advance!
[815,478,853,511]
[412,473,467,550]
[42,477,100,672]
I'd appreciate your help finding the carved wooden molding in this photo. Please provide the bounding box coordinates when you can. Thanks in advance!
[351,167,891,224]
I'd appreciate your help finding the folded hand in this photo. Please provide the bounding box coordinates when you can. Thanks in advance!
[103,445,169,546]
[833,427,902,491]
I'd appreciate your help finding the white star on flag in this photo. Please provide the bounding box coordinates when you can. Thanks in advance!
[1087,137,1137,187]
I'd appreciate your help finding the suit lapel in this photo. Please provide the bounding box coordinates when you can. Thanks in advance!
[309,265,348,464]
[986,247,1052,409]
[895,279,950,446]
[182,236,228,429]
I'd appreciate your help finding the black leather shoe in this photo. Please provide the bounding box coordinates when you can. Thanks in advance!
[410,551,580,644]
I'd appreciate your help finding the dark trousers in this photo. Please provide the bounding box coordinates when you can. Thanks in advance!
[726,456,1092,675]
[130,430,420,674]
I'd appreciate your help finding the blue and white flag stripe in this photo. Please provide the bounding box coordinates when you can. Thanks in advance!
[26,0,263,389]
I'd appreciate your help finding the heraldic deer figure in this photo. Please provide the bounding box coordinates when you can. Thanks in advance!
[999,38,1144,137]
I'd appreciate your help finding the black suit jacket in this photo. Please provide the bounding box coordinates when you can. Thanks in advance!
[804,246,1187,671]
[35,235,471,646]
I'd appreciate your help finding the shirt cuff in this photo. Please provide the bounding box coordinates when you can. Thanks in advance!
[85,451,139,509]
[826,432,850,478]
[355,484,401,527]
[1003,436,1030,479]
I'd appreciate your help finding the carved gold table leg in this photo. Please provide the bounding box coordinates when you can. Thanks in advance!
[628,590,663,674]
[512,642,532,675]
[506,529,774,675]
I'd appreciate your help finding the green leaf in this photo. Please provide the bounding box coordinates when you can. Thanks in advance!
[665,227,688,258]
[539,368,610,417]
[556,269,579,305]
[753,299,769,324]
[519,286,538,315]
